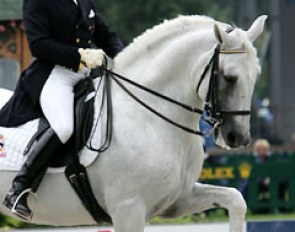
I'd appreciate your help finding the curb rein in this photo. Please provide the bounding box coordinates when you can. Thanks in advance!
[96,44,250,138]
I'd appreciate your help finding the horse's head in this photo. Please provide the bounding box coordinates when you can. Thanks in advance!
[198,15,267,149]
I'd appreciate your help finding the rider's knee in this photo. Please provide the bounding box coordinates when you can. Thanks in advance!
[55,123,74,144]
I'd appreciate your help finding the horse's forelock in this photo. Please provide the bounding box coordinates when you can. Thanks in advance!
[235,29,261,78]
[220,28,261,84]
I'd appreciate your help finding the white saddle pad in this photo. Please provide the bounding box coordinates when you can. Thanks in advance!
[0,79,106,173]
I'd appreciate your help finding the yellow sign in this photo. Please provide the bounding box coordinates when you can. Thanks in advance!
[238,162,252,179]
[200,167,234,180]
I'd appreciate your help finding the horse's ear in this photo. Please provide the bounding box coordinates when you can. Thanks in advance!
[247,15,268,42]
[214,24,223,44]
[214,24,230,45]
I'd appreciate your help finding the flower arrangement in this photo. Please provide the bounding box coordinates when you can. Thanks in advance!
[0,20,18,34]
[0,20,22,53]
[0,20,22,41]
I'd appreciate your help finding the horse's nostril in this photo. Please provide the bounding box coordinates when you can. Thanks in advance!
[226,132,236,145]
[244,137,251,146]
[225,132,250,147]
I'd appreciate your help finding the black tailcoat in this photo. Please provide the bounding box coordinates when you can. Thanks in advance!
[0,0,124,127]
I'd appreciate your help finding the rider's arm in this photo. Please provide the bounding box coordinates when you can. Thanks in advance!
[23,0,81,71]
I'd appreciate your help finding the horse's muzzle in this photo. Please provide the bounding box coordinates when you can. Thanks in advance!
[225,131,251,148]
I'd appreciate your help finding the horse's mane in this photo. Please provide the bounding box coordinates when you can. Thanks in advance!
[115,15,258,73]
[115,15,219,64]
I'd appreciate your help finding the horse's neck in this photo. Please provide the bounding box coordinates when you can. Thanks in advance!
[114,24,217,112]
[101,18,221,164]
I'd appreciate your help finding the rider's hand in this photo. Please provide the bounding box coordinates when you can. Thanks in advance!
[78,48,106,69]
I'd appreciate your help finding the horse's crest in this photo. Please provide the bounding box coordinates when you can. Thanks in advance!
[0,134,7,158]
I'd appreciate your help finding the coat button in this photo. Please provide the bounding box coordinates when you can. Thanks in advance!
[76,25,79,29]
[88,40,92,44]
[76,38,81,43]
[88,26,92,31]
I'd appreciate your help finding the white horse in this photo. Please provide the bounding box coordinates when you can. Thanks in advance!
[0,15,266,232]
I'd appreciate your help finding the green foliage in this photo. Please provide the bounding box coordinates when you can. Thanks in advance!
[93,0,231,43]
[149,210,295,225]
[0,213,32,229]
[149,209,228,225]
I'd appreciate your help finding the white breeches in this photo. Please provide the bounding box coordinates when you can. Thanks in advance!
[40,65,91,144]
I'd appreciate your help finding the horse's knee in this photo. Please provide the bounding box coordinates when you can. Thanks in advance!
[227,188,247,214]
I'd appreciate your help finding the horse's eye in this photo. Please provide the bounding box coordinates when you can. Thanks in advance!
[224,75,238,83]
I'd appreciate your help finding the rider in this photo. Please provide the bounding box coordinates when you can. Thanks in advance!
[0,0,124,220]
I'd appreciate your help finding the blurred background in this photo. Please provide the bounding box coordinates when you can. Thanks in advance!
[0,0,294,230]
[1,0,294,144]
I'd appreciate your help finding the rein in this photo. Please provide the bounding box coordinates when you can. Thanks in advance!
[93,43,251,138]
[103,69,204,115]
[108,70,204,136]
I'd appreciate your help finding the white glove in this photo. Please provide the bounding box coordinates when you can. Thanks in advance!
[78,48,106,69]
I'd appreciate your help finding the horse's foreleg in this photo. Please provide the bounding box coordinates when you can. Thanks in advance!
[110,198,146,232]
[164,183,247,232]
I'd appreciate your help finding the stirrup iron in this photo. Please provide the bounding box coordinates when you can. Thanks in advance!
[11,188,37,221]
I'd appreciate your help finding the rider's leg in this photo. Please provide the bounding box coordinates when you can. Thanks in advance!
[3,128,61,220]
[40,66,90,143]
[3,66,90,220]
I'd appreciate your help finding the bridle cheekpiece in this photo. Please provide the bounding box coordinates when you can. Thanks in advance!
[197,44,251,135]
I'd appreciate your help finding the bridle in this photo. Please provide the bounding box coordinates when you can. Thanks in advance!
[196,44,251,130]
[90,42,251,141]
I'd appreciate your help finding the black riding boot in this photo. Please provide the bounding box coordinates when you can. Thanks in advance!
[3,128,62,220]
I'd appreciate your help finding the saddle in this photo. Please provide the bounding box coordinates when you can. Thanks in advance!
[24,69,112,224]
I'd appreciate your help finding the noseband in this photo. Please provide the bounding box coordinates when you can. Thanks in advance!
[197,45,251,129]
